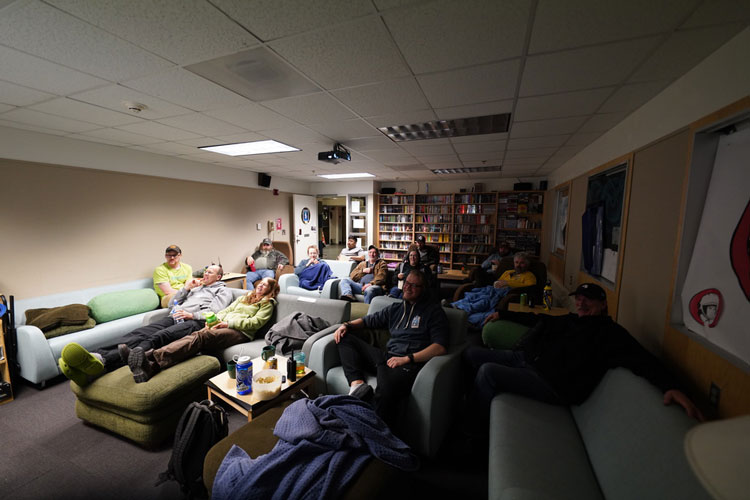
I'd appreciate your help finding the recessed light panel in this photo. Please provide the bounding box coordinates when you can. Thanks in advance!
[431,165,503,175]
[200,140,299,156]
[379,113,510,142]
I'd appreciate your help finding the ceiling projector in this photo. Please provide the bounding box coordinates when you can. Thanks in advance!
[318,143,351,164]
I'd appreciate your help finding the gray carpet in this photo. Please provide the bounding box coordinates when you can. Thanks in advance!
[2,375,487,499]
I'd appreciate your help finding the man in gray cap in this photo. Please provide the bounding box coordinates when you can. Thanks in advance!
[245,238,289,290]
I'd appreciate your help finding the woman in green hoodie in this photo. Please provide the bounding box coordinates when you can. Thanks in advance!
[128,277,279,383]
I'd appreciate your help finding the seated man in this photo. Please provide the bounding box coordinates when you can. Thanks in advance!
[464,282,704,427]
[444,252,537,327]
[334,270,448,429]
[470,240,513,286]
[338,245,387,304]
[338,235,366,262]
[58,265,233,386]
[153,244,193,308]
[294,245,334,290]
[245,238,289,290]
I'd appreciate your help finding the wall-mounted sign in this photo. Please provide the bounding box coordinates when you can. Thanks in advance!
[276,218,282,230]
[301,207,311,224]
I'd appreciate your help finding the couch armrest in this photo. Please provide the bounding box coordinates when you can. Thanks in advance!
[302,323,340,395]
[406,344,466,458]
[320,278,342,299]
[142,308,170,325]
[308,331,342,395]
[16,325,59,385]
[279,273,299,294]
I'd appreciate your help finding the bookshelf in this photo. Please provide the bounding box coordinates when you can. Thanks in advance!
[376,190,544,269]
[0,317,13,405]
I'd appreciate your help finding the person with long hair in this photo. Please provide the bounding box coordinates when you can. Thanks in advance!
[127,277,280,383]
[388,249,432,299]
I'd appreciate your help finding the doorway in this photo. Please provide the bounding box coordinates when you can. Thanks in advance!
[318,196,346,259]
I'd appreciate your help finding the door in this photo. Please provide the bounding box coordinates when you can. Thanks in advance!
[292,194,318,265]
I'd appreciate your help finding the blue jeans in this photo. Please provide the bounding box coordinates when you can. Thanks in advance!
[245,268,275,289]
[339,279,383,304]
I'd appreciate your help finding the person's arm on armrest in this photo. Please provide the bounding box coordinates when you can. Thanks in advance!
[664,389,705,422]
[386,342,447,368]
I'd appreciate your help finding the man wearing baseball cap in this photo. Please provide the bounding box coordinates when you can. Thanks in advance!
[464,281,703,429]
[245,238,289,290]
[153,245,193,308]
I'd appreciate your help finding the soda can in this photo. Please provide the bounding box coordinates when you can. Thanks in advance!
[236,356,253,395]
[520,293,528,307]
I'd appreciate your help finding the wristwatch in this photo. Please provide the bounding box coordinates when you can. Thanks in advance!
[407,352,415,363]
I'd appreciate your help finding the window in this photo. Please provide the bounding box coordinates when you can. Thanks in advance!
[553,185,569,256]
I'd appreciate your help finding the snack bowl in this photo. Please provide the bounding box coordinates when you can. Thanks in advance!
[253,369,282,401]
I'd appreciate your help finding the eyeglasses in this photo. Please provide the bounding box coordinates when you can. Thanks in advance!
[165,254,179,258]
[403,281,423,289]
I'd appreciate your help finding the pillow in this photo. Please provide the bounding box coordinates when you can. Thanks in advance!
[25,304,90,331]
[87,289,159,324]
[481,319,530,350]
[44,317,96,340]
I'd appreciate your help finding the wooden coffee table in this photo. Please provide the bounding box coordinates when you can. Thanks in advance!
[205,354,315,421]
[508,303,570,316]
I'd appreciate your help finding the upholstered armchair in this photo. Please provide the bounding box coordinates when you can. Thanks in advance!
[278,259,356,299]
[452,256,547,309]
[308,296,468,458]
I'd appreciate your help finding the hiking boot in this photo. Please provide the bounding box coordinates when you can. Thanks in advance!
[128,347,160,383]
[350,383,374,404]
[117,344,131,365]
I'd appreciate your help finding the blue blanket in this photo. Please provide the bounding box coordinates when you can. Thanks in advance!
[298,262,334,290]
[452,285,509,327]
[213,395,419,500]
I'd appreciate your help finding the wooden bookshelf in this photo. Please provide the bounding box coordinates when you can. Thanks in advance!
[497,191,544,255]
[415,194,453,264]
[452,192,498,267]
[377,194,415,262]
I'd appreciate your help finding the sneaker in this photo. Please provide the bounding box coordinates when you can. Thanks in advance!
[350,383,374,404]
[128,347,160,383]
[117,344,131,365]
[61,343,105,376]
[58,358,91,387]
[340,294,355,302]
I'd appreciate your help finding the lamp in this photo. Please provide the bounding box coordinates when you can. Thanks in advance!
[684,415,750,499]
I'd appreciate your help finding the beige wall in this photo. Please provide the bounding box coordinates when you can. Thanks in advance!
[0,160,293,299]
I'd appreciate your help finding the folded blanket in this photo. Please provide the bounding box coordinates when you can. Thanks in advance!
[298,261,334,290]
[213,395,418,500]
[452,285,509,327]
[25,304,91,332]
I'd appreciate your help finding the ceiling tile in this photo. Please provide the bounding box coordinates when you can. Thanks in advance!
[0,1,173,82]
[630,24,748,82]
[211,132,267,144]
[515,88,613,121]
[263,93,356,125]
[505,147,558,159]
[418,59,521,108]
[0,45,107,95]
[0,118,69,136]
[578,112,630,133]
[598,81,670,113]
[0,103,13,113]
[157,113,246,137]
[214,0,376,41]
[116,121,202,141]
[510,116,588,138]
[137,141,199,155]
[450,132,509,144]
[123,68,251,111]
[458,151,503,162]
[344,135,399,152]
[65,132,129,146]
[0,80,54,106]
[176,137,222,147]
[79,127,173,146]
[502,158,545,167]
[70,84,194,119]
[508,135,569,150]
[332,78,429,117]
[205,103,298,131]
[48,0,260,65]
[364,110,438,128]
[383,0,531,74]
[565,130,606,147]
[530,0,699,53]
[435,100,513,120]
[258,126,330,146]
[269,17,411,89]
[681,0,750,28]
[365,149,417,162]
[453,140,506,154]
[313,118,379,141]
[399,142,455,156]
[0,108,100,133]
[520,37,661,96]
[29,98,143,127]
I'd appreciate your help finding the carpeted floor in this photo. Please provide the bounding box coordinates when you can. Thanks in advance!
[2,374,487,499]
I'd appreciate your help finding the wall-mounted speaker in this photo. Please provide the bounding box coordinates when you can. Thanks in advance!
[380,187,396,194]
[258,173,272,188]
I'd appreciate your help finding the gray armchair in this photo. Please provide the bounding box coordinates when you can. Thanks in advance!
[279,259,356,300]
[308,296,468,458]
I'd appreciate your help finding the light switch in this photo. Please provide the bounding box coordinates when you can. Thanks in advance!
[256,223,261,230]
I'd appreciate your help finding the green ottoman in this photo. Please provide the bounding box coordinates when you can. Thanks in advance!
[481,320,529,349]
[71,355,220,447]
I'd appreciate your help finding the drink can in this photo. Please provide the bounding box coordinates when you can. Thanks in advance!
[265,357,277,370]
[236,356,253,395]
[520,293,528,307]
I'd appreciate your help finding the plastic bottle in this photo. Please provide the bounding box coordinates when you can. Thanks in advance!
[543,280,553,311]
[236,356,253,395]
[293,351,306,376]
[204,312,219,328]
[170,299,184,323]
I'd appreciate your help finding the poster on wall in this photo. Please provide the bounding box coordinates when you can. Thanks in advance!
[681,125,750,363]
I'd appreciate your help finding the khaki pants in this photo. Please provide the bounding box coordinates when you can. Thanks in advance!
[160,292,177,309]
[152,327,247,368]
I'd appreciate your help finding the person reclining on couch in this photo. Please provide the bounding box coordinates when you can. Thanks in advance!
[294,245,334,290]
[58,265,233,386]
[333,270,448,431]
[338,245,388,304]
[153,244,194,308]
[463,282,704,427]
[127,277,279,383]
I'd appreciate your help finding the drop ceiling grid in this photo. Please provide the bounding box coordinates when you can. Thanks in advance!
[29,97,144,127]
[261,93,358,126]
[156,113,247,137]
[69,84,195,120]
[0,80,54,107]
[331,78,431,118]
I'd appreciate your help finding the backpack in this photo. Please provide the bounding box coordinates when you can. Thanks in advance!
[157,399,229,498]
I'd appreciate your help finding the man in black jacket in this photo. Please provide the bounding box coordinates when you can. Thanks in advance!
[464,283,703,422]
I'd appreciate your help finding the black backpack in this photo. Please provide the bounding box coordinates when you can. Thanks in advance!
[157,399,229,498]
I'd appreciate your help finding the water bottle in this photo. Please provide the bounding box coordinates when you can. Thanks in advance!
[171,299,184,323]
[236,356,253,395]
[543,280,553,311]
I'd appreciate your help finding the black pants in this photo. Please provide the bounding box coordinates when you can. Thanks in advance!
[337,333,422,429]
[95,317,204,372]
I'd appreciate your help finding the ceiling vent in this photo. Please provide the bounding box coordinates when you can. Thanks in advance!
[431,165,503,175]
[379,113,510,142]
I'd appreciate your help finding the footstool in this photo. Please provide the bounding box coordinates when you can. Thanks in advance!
[204,400,401,498]
[71,355,221,447]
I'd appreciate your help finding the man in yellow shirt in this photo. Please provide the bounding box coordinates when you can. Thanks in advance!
[493,252,536,290]
[153,245,193,308]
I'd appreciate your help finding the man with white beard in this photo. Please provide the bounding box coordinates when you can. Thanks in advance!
[245,238,289,290]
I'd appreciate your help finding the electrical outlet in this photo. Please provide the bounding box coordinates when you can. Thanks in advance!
[709,382,721,408]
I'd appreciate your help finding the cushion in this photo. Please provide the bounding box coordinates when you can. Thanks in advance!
[43,317,96,339]
[482,319,529,349]
[25,304,90,331]
[87,288,159,323]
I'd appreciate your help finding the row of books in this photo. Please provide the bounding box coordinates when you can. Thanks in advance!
[454,214,494,224]
[453,234,492,243]
[455,194,496,204]
[455,204,497,215]
[415,215,451,223]
[416,205,452,214]
[380,205,415,214]
[498,216,542,229]
[454,223,494,234]
[416,227,452,238]
[453,244,493,254]
[379,215,412,223]
[379,232,413,241]
[379,195,414,204]
[415,195,453,204]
